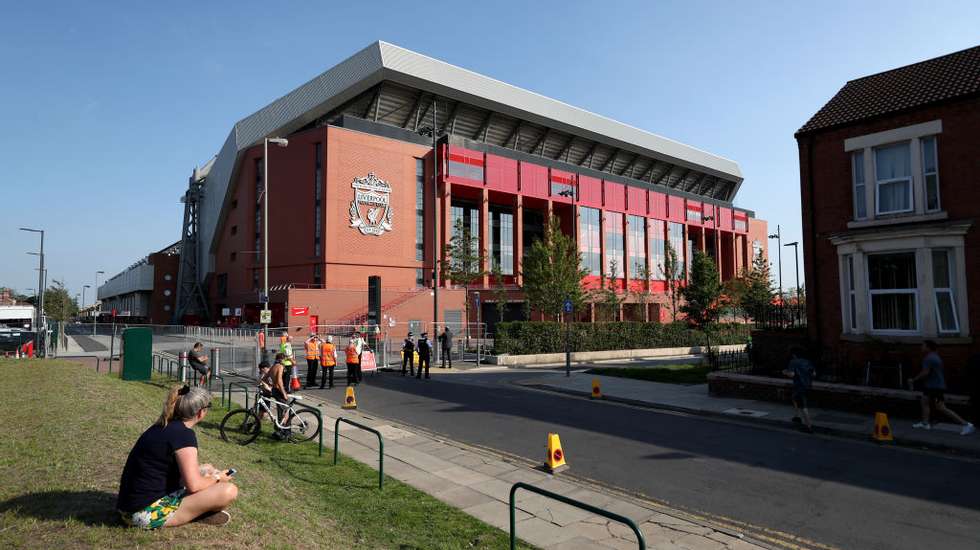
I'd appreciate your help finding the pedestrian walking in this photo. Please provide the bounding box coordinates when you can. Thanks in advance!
[319,335,338,389]
[909,340,975,435]
[438,326,453,369]
[303,333,321,388]
[401,331,415,376]
[187,342,210,387]
[782,346,815,433]
[345,332,363,385]
[416,331,431,380]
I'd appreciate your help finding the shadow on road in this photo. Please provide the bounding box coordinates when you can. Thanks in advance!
[0,490,119,527]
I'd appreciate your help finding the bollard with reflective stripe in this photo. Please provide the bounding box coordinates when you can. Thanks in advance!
[179,351,189,383]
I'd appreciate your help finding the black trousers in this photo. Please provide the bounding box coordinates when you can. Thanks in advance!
[441,347,452,368]
[402,352,414,375]
[319,365,334,388]
[305,358,319,387]
[416,355,430,378]
[346,362,361,385]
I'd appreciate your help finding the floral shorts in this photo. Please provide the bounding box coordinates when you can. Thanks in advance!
[120,489,186,529]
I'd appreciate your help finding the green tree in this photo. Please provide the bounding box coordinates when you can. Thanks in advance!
[597,259,624,321]
[660,242,682,322]
[522,214,588,320]
[44,280,79,322]
[630,264,653,322]
[739,254,776,321]
[681,251,723,353]
[442,218,485,341]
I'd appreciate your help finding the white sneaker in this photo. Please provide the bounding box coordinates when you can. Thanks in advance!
[912,422,931,430]
[961,423,976,436]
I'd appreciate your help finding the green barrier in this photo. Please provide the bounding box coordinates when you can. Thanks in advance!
[225,382,253,411]
[293,403,323,457]
[509,482,646,550]
[333,417,384,490]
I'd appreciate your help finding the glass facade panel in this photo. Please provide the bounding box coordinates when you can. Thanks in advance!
[314,143,322,257]
[604,212,624,278]
[416,159,425,261]
[649,219,666,280]
[490,207,514,275]
[627,215,646,278]
[668,222,685,278]
[579,207,601,276]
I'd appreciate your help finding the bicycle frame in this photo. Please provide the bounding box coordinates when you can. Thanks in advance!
[251,392,302,431]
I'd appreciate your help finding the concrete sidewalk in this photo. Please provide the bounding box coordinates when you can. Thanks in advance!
[519,372,980,457]
[225,390,765,550]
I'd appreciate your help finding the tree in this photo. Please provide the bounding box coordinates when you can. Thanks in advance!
[630,264,653,322]
[660,242,682,322]
[522,214,588,320]
[442,218,485,341]
[44,280,78,322]
[680,251,723,353]
[597,259,624,321]
[739,254,776,321]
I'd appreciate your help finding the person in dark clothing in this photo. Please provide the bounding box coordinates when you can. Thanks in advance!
[117,384,237,529]
[401,332,415,376]
[416,332,431,380]
[187,343,209,387]
[909,340,975,435]
[782,347,815,433]
[438,326,453,369]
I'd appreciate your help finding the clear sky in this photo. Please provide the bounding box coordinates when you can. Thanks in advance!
[2,1,978,304]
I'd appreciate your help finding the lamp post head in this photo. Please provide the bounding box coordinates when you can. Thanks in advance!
[784,241,799,247]
[557,189,574,199]
[268,137,289,147]
[19,227,42,234]
[767,233,778,239]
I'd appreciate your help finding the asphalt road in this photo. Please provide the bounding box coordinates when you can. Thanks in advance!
[306,370,980,550]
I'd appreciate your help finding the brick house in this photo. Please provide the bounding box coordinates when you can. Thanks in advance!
[796,45,980,389]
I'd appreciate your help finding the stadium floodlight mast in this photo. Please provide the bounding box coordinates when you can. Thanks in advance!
[261,137,289,355]
[20,227,45,355]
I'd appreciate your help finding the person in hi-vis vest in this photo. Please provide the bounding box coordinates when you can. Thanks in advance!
[345,332,363,386]
[319,335,338,389]
[304,333,321,388]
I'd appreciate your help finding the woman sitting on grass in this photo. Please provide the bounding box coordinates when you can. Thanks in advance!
[116,384,238,529]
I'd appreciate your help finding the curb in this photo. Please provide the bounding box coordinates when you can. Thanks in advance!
[518,382,980,460]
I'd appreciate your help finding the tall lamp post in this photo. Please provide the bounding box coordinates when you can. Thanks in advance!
[784,241,801,324]
[82,284,91,311]
[558,188,576,377]
[767,225,783,302]
[262,137,289,355]
[94,270,104,333]
[21,228,44,356]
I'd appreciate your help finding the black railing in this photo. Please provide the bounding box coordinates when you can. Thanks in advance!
[707,348,755,374]
[754,304,806,331]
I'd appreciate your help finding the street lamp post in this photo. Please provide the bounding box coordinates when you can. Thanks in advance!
[82,285,90,311]
[262,137,289,357]
[558,188,576,377]
[767,225,783,302]
[431,102,440,355]
[21,227,44,356]
[95,270,104,334]
[784,241,801,324]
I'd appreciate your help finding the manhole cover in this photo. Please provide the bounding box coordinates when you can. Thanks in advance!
[722,408,769,418]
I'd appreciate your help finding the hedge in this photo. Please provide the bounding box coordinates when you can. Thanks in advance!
[492,321,751,355]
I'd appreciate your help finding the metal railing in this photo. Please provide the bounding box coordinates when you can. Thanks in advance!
[333,417,385,490]
[754,304,806,331]
[509,482,646,550]
[296,403,324,456]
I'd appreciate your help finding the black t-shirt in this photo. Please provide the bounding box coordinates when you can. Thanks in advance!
[189,349,208,370]
[116,421,198,513]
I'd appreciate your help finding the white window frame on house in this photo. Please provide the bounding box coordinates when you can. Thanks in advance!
[932,249,959,334]
[846,255,857,331]
[852,151,867,220]
[865,251,919,334]
[873,142,914,216]
[844,119,943,226]
[921,136,941,213]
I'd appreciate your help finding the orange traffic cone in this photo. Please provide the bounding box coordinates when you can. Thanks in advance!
[342,386,357,409]
[289,366,301,391]
[872,412,893,442]
[545,433,568,473]
[591,378,602,399]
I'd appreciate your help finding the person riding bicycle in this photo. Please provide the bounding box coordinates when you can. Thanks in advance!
[268,353,293,439]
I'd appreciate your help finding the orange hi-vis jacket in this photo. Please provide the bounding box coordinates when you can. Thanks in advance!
[345,342,359,364]
[320,342,337,366]
[305,339,320,360]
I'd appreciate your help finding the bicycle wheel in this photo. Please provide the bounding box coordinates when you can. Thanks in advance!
[285,409,320,443]
[220,409,261,445]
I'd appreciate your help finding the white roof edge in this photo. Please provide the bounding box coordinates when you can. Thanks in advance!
[377,41,741,180]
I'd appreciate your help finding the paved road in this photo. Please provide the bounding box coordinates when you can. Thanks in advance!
[306,370,980,550]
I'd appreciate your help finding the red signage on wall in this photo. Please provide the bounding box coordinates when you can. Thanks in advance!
[290,307,309,316]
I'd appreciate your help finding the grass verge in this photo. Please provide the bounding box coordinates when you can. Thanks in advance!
[587,364,711,384]
[0,359,532,549]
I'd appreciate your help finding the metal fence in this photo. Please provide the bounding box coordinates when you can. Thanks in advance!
[754,304,807,331]
[707,347,756,374]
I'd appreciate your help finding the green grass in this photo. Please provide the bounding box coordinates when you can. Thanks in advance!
[0,359,532,549]
[587,363,711,384]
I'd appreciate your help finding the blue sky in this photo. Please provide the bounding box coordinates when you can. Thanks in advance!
[2,1,978,304]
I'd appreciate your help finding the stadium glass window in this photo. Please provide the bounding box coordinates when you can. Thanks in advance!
[649,219,666,280]
[314,143,323,257]
[578,207,601,276]
[627,215,646,278]
[604,212,624,278]
[668,222,685,278]
[416,159,425,261]
[490,207,514,275]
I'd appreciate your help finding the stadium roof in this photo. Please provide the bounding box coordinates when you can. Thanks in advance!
[198,41,745,269]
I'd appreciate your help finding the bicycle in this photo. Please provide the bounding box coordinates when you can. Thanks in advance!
[219,389,321,445]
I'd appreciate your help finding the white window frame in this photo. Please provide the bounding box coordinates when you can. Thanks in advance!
[932,249,959,334]
[873,143,914,216]
[866,251,919,334]
[847,255,857,330]
[852,151,867,220]
[921,135,941,213]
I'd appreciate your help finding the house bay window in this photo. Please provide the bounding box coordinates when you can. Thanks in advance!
[932,250,958,333]
[874,142,913,215]
[867,252,917,332]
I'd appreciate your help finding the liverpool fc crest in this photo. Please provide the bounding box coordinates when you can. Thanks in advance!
[349,173,393,236]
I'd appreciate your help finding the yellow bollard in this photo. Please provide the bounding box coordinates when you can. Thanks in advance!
[872,412,893,442]
[545,433,568,473]
[591,378,602,399]
[342,386,357,410]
